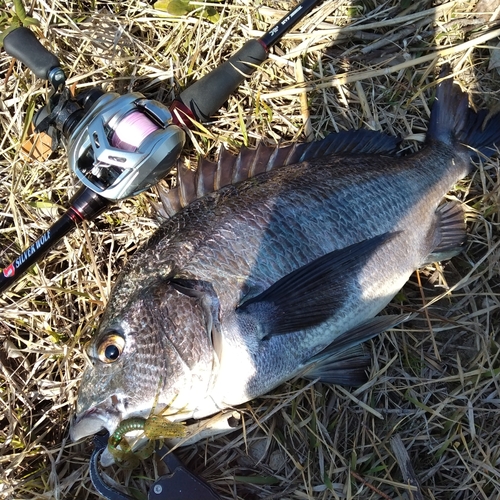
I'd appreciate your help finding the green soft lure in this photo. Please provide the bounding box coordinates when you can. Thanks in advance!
[107,416,186,468]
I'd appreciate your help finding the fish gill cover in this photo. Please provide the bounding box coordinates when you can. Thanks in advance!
[1,1,500,499]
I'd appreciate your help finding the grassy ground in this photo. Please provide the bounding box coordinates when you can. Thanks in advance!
[1,0,500,498]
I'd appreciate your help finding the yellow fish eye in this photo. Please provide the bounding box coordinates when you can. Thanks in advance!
[97,333,125,363]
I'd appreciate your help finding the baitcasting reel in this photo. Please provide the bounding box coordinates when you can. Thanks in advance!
[5,26,186,202]
[37,87,186,201]
[68,94,184,200]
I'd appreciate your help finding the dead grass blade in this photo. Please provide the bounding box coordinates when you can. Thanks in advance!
[1,1,499,499]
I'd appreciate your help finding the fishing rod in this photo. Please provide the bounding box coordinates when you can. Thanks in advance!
[2,2,327,498]
[0,0,323,296]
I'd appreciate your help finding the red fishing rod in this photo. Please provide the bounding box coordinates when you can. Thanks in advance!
[0,0,323,296]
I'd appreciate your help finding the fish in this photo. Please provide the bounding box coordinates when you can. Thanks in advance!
[70,67,500,446]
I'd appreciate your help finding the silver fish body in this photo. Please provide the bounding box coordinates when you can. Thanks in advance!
[70,70,500,443]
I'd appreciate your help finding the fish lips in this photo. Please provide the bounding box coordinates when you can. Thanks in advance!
[70,400,123,442]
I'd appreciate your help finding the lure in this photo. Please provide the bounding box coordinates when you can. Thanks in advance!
[107,415,186,468]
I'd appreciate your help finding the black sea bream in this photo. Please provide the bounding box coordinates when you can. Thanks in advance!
[71,68,500,443]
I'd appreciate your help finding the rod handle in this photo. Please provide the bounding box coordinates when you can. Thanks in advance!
[177,39,267,123]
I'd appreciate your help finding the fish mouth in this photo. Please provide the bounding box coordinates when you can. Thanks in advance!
[70,397,124,442]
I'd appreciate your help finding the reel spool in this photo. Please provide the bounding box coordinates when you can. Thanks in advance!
[67,93,185,201]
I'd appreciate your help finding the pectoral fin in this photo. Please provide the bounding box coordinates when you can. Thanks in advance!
[237,232,397,339]
[302,314,410,385]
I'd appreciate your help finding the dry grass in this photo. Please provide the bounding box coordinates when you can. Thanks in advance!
[1,0,500,498]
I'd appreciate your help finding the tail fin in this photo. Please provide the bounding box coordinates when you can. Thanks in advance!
[428,65,500,159]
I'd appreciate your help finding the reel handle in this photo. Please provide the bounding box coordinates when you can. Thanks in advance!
[177,39,267,123]
[3,27,65,87]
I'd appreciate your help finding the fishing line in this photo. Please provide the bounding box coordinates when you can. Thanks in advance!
[111,111,160,151]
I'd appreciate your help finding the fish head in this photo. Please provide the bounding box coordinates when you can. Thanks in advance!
[70,276,217,442]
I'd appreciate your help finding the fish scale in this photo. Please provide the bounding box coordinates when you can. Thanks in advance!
[71,69,500,452]
[172,148,457,304]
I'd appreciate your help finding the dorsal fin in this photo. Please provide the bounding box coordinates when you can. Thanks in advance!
[155,129,400,218]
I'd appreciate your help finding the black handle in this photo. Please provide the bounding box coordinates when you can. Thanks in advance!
[178,39,267,122]
[3,27,60,80]
[150,467,222,500]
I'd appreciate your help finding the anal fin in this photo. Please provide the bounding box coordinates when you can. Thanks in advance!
[304,345,371,386]
[424,201,467,264]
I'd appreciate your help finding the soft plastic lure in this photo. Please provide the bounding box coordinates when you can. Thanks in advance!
[107,416,186,468]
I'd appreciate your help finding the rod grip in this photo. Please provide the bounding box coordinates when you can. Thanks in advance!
[3,27,60,80]
[178,39,267,122]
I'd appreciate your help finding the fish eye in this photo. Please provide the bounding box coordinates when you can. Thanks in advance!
[97,333,125,363]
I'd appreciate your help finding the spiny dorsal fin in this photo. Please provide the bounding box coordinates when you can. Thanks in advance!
[155,129,400,218]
